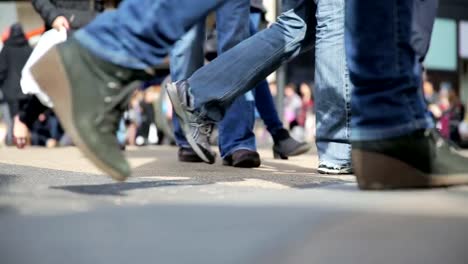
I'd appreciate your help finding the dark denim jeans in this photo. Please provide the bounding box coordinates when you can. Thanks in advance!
[345,0,434,140]
[169,0,256,158]
[250,13,284,140]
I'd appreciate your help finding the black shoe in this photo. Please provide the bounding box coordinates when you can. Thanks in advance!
[166,81,216,164]
[352,129,468,190]
[272,129,311,159]
[223,149,261,168]
[178,147,204,163]
[31,37,151,181]
[317,163,353,175]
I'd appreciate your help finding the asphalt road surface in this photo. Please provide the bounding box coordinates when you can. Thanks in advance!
[1,146,467,264]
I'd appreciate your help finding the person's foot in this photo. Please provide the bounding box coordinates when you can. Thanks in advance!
[178,147,204,163]
[317,163,353,175]
[31,38,150,181]
[272,129,311,159]
[352,129,468,190]
[223,149,261,168]
[166,80,216,164]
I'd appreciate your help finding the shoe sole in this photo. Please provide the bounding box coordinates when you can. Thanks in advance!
[273,143,312,159]
[223,153,261,168]
[233,157,261,168]
[317,167,353,175]
[352,149,468,190]
[179,154,204,163]
[31,47,128,181]
[166,82,215,164]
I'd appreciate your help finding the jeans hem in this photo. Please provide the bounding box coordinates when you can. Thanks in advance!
[318,160,352,167]
[317,141,352,166]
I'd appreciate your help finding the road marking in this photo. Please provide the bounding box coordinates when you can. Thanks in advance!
[216,179,289,190]
[137,176,190,181]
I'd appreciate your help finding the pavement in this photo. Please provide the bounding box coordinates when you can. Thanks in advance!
[0,145,468,264]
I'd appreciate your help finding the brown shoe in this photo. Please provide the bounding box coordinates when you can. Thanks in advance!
[223,149,261,168]
[178,147,204,163]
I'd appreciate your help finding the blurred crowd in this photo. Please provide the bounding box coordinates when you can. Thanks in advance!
[1,22,465,151]
[0,0,319,150]
[423,73,468,147]
[0,32,314,150]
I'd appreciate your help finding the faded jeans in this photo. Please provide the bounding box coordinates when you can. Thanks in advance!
[77,0,348,164]
[188,0,352,166]
[169,0,256,158]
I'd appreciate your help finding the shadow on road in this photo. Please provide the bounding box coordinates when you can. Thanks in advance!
[0,174,18,190]
[50,161,351,196]
[51,179,205,196]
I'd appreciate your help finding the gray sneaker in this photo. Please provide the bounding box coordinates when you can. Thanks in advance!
[166,81,216,164]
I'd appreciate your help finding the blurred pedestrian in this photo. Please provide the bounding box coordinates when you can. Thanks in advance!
[0,23,32,145]
[30,110,63,147]
[32,0,108,31]
[298,82,314,128]
[283,83,301,129]
[14,0,121,148]
[438,89,464,143]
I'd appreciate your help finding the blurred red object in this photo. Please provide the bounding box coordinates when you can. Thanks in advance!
[2,26,45,43]
[1,27,11,42]
[25,26,45,40]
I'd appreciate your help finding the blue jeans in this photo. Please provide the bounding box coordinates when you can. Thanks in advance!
[74,0,434,150]
[313,0,351,166]
[187,0,351,166]
[187,0,317,122]
[76,0,348,164]
[75,0,227,69]
[169,0,256,158]
[221,1,352,166]
[346,0,434,140]
[249,13,284,140]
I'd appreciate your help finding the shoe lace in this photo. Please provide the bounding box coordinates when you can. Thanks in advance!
[95,81,141,134]
[189,121,214,136]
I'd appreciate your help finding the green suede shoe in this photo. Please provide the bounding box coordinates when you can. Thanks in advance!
[31,38,151,181]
